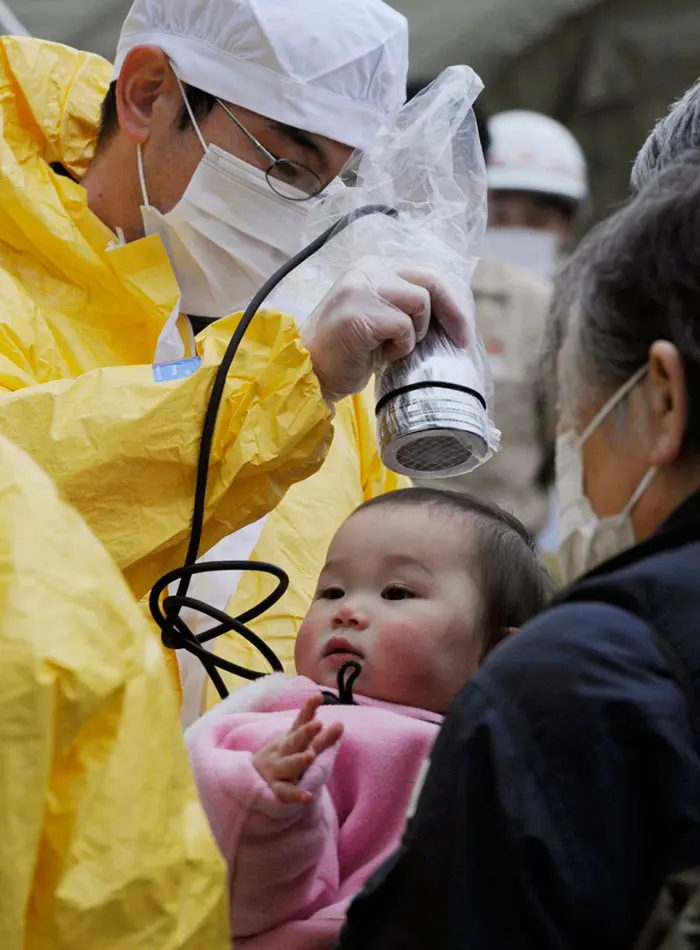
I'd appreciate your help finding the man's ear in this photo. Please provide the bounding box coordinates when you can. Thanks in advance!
[115,45,174,145]
[647,340,688,468]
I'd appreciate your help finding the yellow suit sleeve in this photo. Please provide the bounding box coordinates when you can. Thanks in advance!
[0,435,230,950]
[0,308,332,601]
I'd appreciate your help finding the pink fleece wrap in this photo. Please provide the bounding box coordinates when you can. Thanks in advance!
[186,674,442,949]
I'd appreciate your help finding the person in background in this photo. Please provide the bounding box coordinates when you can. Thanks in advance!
[186,487,554,949]
[632,76,700,190]
[0,0,467,728]
[485,108,590,555]
[408,83,555,539]
[337,153,700,950]
[485,110,589,275]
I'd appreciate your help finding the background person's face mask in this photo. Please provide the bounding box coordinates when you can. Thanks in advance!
[483,227,559,282]
[556,364,656,584]
[138,85,314,319]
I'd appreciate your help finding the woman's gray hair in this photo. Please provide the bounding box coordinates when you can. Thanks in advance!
[549,153,700,447]
[632,78,700,191]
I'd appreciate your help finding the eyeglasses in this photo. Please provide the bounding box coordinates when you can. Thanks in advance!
[217,100,324,201]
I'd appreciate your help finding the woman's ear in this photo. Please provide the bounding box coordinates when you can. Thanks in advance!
[647,341,688,468]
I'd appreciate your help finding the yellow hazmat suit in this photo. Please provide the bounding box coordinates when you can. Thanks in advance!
[0,36,339,687]
[0,434,230,949]
[0,35,403,710]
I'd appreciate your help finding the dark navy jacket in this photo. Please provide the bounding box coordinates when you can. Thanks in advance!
[337,490,700,949]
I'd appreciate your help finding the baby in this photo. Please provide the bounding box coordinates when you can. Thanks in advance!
[186,487,554,948]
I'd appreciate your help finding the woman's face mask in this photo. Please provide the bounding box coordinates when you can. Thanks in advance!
[556,364,656,584]
[137,78,322,320]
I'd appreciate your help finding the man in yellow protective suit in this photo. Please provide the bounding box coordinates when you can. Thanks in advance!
[0,0,474,723]
[0,433,230,948]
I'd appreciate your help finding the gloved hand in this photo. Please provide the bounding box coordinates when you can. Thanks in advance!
[302,256,469,402]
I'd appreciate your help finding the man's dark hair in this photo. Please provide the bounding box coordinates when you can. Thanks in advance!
[95,79,217,152]
[406,78,491,160]
[354,487,556,661]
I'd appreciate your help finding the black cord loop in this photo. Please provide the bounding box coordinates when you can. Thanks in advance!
[321,660,362,706]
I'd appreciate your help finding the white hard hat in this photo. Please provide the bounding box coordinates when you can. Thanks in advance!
[113,0,408,151]
[487,110,588,204]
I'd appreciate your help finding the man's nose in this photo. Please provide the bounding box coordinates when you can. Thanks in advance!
[331,602,369,630]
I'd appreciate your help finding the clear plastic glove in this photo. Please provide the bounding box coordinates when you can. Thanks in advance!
[302,256,469,402]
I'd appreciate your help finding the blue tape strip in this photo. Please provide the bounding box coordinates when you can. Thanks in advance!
[153,356,202,383]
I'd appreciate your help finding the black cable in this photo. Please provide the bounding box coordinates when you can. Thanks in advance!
[150,560,288,694]
[321,660,362,706]
[150,204,398,698]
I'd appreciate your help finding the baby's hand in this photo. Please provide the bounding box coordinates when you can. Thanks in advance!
[253,694,344,804]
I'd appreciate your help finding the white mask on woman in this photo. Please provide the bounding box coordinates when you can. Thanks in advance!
[556,364,657,584]
[138,80,316,319]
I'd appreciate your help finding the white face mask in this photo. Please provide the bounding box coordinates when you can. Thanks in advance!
[138,81,316,319]
[556,364,657,585]
[483,227,560,282]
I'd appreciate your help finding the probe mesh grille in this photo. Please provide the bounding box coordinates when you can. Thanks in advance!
[395,433,472,473]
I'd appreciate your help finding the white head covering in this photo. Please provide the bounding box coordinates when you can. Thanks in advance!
[113,0,409,150]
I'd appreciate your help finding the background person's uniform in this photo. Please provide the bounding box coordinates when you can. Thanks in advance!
[0,433,230,950]
[337,489,700,949]
[422,256,552,536]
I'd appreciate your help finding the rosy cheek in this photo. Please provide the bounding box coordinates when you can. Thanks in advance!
[294,615,318,675]
[372,620,426,680]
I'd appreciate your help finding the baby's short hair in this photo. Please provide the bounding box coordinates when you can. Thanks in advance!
[355,487,557,660]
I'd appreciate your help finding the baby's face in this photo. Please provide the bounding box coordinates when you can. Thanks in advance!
[295,505,483,713]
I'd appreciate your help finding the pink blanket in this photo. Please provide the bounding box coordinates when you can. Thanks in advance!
[186,674,442,949]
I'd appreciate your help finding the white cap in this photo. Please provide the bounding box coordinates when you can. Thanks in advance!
[487,110,588,204]
[113,0,409,151]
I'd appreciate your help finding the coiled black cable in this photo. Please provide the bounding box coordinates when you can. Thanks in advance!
[322,660,362,706]
[150,204,398,699]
